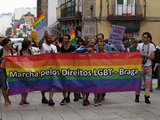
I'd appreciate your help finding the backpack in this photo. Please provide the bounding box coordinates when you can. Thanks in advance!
[152,48,160,63]
[20,49,32,56]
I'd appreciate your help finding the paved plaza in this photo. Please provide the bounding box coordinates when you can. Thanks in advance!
[0,80,160,120]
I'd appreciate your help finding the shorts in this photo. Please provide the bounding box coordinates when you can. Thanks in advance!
[0,68,7,89]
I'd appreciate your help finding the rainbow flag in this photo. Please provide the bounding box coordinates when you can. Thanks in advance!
[69,25,76,47]
[5,53,141,95]
[14,15,25,28]
[32,12,46,31]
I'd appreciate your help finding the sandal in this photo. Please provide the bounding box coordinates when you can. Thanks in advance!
[23,101,30,104]
[19,100,24,105]
[3,103,8,107]
[8,98,11,104]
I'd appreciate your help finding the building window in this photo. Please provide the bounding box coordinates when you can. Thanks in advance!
[58,0,61,6]
[127,0,133,5]
[117,0,123,4]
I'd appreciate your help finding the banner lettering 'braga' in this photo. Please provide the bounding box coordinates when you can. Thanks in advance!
[5,53,142,95]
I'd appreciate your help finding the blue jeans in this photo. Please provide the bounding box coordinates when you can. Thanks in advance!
[0,68,7,89]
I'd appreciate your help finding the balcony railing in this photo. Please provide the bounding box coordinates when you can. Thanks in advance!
[60,0,82,18]
[107,5,146,20]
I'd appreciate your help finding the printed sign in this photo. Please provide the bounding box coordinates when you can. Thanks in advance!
[124,32,135,38]
[108,25,126,45]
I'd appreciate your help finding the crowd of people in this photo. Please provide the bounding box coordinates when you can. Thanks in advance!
[0,31,157,107]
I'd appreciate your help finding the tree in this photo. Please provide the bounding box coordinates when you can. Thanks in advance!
[18,33,23,38]
[5,27,17,36]
[5,27,12,36]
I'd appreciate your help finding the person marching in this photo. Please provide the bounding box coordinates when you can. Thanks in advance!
[18,39,33,105]
[94,41,107,106]
[60,34,76,105]
[0,38,13,106]
[39,31,57,106]
[135,32,156,104]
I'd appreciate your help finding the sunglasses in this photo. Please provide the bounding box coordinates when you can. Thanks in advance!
[7,43,12,46]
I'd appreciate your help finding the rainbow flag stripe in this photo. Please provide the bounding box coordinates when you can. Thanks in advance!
[69,25,76,47]
[14,15,25,28]
[32,12,46,31]
[5,53,141,95]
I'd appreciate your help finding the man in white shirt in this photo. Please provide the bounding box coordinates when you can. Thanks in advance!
[135,32,156,104]
[39,31,57,106]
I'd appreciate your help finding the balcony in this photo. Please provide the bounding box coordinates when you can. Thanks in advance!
[57,0,82,21]
[107,5,146,21]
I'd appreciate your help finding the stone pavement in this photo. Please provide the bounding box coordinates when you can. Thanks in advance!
[1,80,160,120]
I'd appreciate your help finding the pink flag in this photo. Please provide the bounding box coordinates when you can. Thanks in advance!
[11,28,14,38]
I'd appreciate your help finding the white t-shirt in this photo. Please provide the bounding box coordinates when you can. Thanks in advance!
[40,43,57,54]
[0,46,3,50]
[137,43,156,66]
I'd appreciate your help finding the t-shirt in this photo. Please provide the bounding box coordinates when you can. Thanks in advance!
[55,44,60,52]
[40,43,57,54]
[95,43,112,52]
[111,44,125,52]
[61,45,76,53]
[0,46,3,50]
[137,43,156,67]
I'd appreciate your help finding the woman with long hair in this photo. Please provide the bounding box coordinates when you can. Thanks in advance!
[0,38,13,106]
[17,39,33,105]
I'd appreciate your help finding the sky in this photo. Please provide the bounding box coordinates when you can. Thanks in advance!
[0,0,37,14]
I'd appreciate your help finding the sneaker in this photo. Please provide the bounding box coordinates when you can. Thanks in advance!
[83,100,88,106]
[86,99,90,105]
[60,98,67,105]
[73,98,79,102]
[42,98,49,104]
[94,100,98,106]
[48,99,55,106]
[66,97,70,103]
[98,101,102,105]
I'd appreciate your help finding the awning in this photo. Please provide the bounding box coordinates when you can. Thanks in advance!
[125,27,140,33]
[111,22,140,33]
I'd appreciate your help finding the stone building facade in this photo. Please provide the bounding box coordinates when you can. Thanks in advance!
[57,0,160,45]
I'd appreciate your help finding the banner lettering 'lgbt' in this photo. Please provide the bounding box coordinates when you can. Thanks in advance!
[14,15,25,29]
[69,25,76,47]
[32,12,46,31]
[5,53,141,95]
